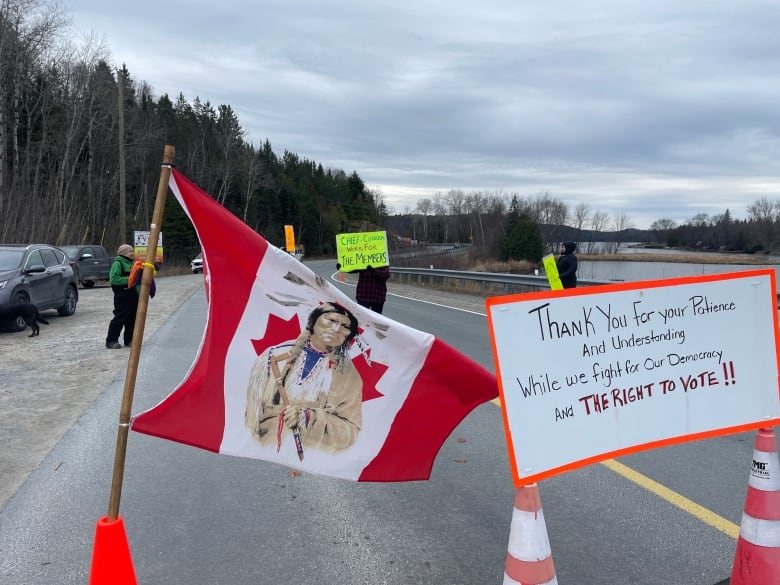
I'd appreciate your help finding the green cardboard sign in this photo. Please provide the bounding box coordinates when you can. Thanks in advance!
[337,231,389,271]
[542,254,563,290]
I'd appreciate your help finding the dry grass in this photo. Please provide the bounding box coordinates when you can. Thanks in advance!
[465,258,536,273]
[399,252,537,274]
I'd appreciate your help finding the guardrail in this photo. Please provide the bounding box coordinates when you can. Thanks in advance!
[390,266,780,307]
[389,267,614,296]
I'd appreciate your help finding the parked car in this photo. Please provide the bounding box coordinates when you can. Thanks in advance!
[0,244,79,332]
[190,253,203,274]
[59,244,113,288]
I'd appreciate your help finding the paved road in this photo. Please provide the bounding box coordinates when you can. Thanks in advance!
[0,260,768,584]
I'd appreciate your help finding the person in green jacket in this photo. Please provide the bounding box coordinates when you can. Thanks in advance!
[105,244,138,349]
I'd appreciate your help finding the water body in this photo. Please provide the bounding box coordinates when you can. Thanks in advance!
[580,244,780,282]
[580,260,780,282]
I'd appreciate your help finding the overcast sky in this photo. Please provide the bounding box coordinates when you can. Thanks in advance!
[66,1,780,229]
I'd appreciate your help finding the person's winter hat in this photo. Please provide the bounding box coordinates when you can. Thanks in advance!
[563,241,577,253]
[117,244,134,257]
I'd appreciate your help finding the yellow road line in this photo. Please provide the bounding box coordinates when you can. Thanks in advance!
[488,399,740,538]
[600,459,740,538]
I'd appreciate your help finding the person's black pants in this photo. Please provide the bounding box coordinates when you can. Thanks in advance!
[106,288,139,345]
[358,300,384,314]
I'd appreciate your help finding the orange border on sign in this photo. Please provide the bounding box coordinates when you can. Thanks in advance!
[485,268,780,486]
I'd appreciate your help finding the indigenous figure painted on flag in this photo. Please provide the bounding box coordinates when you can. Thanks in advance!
[245,302,363,454]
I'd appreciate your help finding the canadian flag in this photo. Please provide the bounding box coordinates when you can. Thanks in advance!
[131,170,498,481]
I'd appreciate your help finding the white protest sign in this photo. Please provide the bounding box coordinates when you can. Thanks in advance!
[133,230,164,263]
[486,269,780,486]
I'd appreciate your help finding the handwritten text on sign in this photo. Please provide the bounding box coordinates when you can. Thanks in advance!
[336,231,389,271]
[486,270,780,486]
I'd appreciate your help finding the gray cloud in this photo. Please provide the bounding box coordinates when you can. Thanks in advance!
[67,0,780,228]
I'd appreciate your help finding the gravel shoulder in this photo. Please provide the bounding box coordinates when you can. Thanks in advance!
[0,274,204,507]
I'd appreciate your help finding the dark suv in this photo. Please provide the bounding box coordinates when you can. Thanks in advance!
[0,244,79,331]
[59,244,113,288]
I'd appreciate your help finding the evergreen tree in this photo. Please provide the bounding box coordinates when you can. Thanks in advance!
[498,196,544,262]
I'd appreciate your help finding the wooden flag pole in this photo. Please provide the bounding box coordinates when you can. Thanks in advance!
[107,145,175,520]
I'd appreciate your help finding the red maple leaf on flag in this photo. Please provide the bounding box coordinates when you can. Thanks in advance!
[250,312,302,355]
[352,350,387,402]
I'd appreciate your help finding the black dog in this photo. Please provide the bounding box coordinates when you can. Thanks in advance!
[0,303,49,337]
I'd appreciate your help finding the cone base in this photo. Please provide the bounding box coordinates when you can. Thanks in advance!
[89,516,138,585]
[731,537,780,585]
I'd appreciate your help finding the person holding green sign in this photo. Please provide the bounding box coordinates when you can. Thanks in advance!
[355,265,390,313]
[336,230,391,313]
[556,241,578,288]
[338,262,391,314]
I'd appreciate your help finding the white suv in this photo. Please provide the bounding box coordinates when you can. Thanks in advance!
[190,253,203,274]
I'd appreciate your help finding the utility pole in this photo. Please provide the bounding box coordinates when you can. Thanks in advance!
[117,66,127,244]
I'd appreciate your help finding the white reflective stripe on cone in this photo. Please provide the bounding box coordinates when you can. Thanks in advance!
[740,513,780,547]
[507,508,552,560]
[503,572,558,585]
[748,450,780,491]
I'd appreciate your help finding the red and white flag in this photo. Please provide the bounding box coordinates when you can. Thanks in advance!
[131,170,497,481]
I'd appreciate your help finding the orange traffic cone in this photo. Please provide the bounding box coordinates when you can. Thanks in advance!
[89,515,138,585]
[730,427,780,585]
[338,271,345,283]
[503,483,558,585]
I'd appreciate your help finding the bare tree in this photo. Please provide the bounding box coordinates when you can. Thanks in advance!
[415,197,431,242]
[465,191,486,249]
[649,218,677,245]
[446,188,467,243]
[572,202,591,250]
[650,218,677,232]
[746,197,779,251]
[588,210,610,254]
[446,189,466,215]
[432,192,448,242]
[610,211,633,253]
[240,143,264,223]
[746,196,779,223]
[369,186,390,218]
[685,213,712,249]
[524,192,569,253]
[485,192,509,217]
[0,0,67,237]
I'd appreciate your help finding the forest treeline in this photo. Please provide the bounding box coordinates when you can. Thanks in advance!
[386,192,780,264]
[0,1,384,264]
[3,1,779,268]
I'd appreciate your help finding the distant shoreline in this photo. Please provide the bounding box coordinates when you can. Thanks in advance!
[583,251,780,265]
